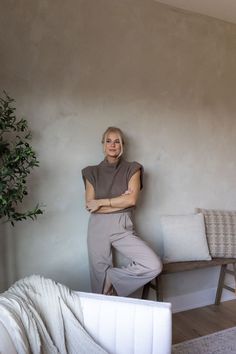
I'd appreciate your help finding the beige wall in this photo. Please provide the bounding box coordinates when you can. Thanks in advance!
[1,0,236,310]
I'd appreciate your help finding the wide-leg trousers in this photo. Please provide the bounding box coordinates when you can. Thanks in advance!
[87,211,162,297]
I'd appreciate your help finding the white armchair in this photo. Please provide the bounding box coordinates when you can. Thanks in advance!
[0,292,172,354]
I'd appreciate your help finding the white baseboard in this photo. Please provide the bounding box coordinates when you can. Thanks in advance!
[165,287,236,313]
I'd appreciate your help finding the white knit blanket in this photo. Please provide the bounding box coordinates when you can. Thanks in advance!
[0,275,108,354]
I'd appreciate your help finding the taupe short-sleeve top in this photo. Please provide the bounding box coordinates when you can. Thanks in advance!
[82,157,144,213]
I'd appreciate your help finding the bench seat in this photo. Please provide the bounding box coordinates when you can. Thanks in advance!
[142,258,236,305]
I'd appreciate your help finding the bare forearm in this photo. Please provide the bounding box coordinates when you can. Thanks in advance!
[98,194,135,209]
[96,206,124,213]
[86,193,137,213]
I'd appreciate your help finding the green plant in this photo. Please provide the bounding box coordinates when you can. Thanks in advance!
[0,92,43,225]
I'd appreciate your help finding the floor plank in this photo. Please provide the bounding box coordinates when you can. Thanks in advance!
[172,299,236,344]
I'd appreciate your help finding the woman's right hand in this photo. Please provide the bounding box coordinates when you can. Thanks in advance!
[86,199,101,213]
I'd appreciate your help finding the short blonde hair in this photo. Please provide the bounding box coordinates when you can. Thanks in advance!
[101,126,125,157]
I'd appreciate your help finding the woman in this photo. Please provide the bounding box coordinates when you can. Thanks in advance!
[82,127,162,296]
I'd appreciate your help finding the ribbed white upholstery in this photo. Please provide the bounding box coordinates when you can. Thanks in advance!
[79,292,172,354]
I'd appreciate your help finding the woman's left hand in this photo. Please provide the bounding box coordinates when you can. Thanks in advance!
[86,199,101,213]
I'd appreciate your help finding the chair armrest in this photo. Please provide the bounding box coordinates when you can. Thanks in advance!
[78,292,172,354]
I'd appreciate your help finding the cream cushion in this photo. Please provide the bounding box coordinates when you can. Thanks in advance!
[196,208,236,258]
[161,213,212,263]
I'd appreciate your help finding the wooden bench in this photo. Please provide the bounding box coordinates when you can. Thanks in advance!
[142,258,236,304]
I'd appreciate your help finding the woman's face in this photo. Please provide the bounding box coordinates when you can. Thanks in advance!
[104,132,122,159]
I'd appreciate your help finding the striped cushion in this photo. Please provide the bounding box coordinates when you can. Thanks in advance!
[196,208,236,258]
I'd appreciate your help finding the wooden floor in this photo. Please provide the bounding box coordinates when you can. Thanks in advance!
[172,299,236,344]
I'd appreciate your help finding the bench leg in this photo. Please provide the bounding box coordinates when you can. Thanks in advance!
[141,275,163,301]
[234,264,236,295]
[142,275,164,301]
[215,264,227,305]
[156,275,163,301]
[142,282,150,300]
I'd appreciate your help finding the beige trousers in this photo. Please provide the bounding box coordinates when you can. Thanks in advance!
[87,212,162,297]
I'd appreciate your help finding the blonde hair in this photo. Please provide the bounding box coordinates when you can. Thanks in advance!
[101,126,125,157]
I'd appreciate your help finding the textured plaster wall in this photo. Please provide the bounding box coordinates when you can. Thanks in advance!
[1,0,236,308]
[0,224,6,291]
